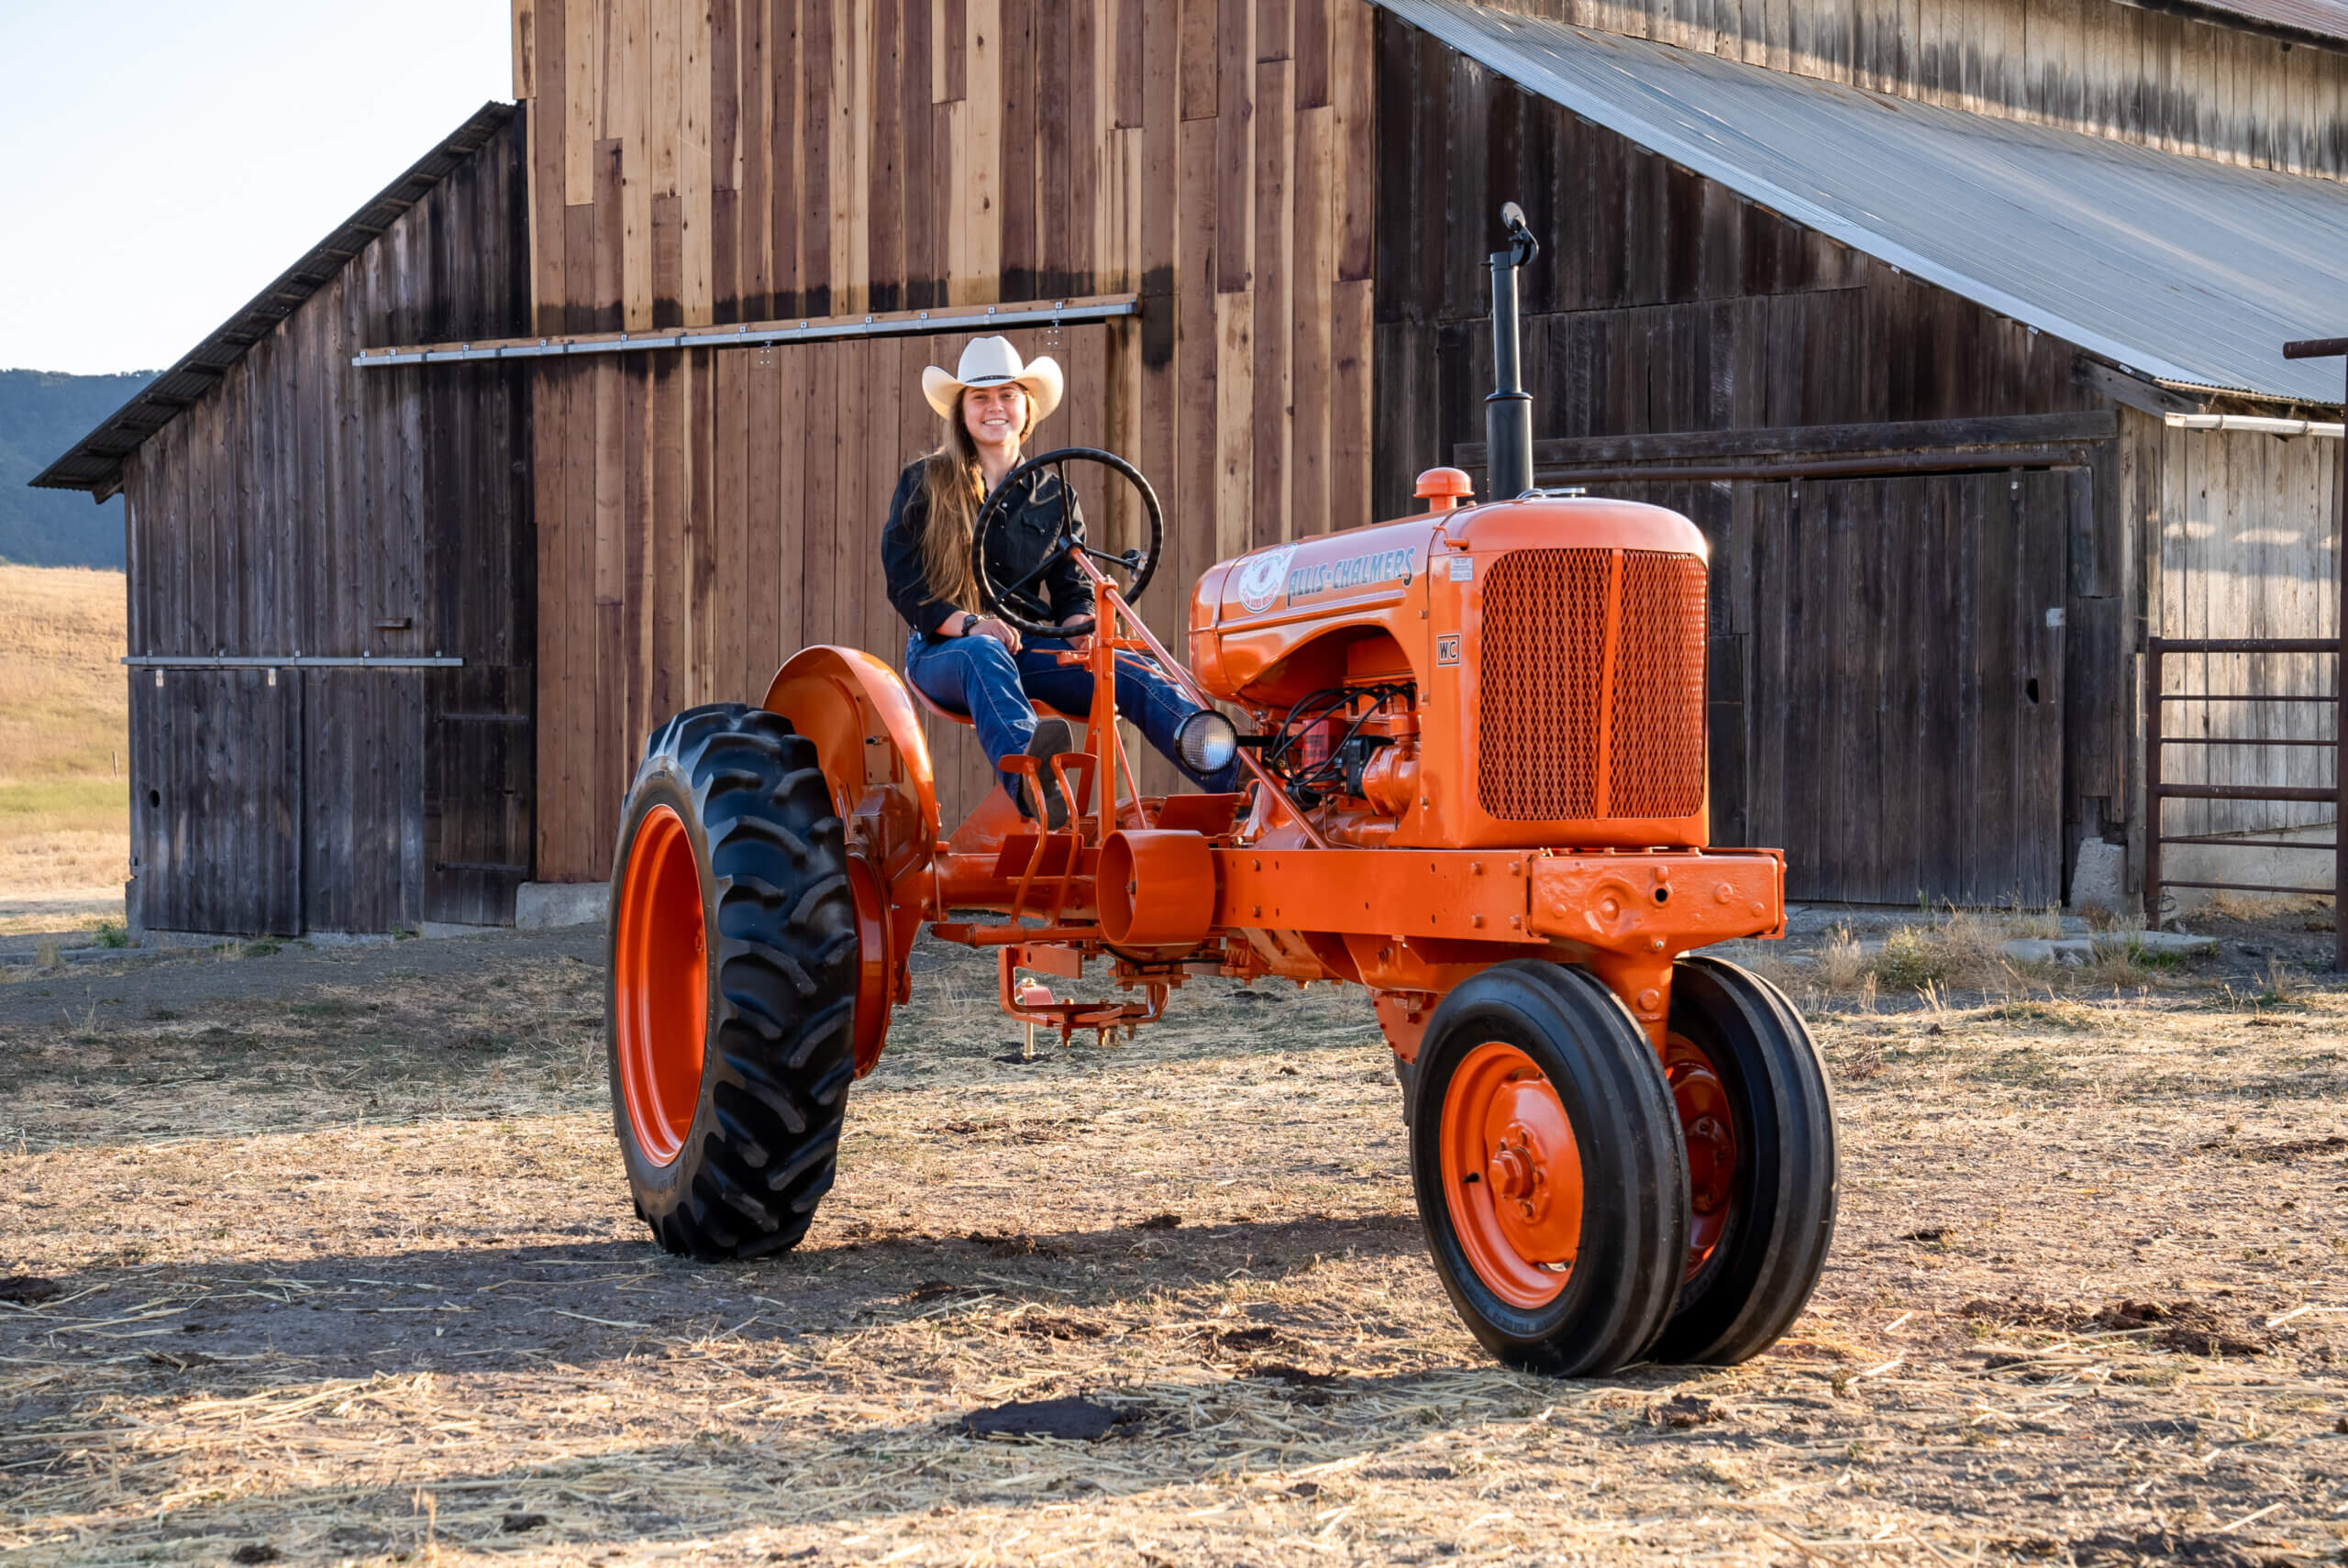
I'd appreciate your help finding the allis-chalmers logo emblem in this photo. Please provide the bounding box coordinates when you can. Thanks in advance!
[1233,542,1417,613]
[1234,544,1298,613]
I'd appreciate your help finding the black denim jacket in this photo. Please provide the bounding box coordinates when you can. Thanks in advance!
[880,458,1093,637]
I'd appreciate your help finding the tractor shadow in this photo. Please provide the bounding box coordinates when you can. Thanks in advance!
[5,1369,1709,1562]
[0,1212,1435,1375]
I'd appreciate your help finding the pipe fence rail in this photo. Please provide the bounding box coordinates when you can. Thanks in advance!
[2145,337,2348,972]
[2143,636,2341,970]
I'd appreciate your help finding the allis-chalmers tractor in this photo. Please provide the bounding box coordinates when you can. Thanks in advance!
[605,207,1836,1376]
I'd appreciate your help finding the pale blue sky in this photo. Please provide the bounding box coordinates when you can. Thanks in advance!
[0,0,513,375]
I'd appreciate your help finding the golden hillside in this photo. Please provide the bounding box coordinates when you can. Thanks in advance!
[0,565,128,900]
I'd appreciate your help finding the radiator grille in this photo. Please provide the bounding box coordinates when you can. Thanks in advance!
[1476,547,1707,823]
[1609,551,1709,818]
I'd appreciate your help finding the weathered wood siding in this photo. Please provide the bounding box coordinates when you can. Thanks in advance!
[1473,0,2348,182]
[1377,17,2121,903]
[1371,19,2103,502]
[120,115,534,935]
[514,0,1380,882]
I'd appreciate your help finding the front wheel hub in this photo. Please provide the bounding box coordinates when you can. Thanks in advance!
[1440,1042,1585,1309]
[1667,1033,1741,1273]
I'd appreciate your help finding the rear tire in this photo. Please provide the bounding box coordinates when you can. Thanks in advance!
[1648,957,1838,1365]
[1409,962,1688,1375]
[607,703,859,1260]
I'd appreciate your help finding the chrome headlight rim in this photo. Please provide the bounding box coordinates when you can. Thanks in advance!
[1175,710,1240,774]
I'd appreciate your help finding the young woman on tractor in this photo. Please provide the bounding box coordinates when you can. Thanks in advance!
[880,336,1238,827]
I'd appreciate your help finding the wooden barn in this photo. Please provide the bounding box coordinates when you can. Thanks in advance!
[35,0,2348,934]
[34,107,535,937]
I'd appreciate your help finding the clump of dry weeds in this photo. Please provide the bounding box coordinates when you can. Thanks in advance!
[1815,924,1867,988]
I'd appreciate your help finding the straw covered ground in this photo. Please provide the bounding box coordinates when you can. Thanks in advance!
[2,916,2344,1566]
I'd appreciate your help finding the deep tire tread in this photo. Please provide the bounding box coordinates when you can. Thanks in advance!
[608,702,861,1262]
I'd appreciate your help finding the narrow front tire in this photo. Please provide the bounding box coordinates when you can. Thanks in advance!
[1409,962,1689,1376]
[1648,956,1838,1365]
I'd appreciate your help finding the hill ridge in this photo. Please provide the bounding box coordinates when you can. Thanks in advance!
[1,369,160,569]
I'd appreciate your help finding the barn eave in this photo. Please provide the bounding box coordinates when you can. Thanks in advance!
[28,101,516,502]
[1378,0,2348,410]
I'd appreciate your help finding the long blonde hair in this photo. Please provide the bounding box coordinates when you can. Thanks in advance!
[916,391,1035,613]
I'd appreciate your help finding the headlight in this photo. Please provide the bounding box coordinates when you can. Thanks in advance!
[1175,710,1239,774]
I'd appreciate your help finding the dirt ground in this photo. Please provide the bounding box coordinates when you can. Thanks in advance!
[2,912,2344,1566]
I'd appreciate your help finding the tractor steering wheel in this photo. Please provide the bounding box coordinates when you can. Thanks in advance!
[969,447,1164,639]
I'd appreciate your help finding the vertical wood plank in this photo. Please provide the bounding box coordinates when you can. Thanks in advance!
[682,0,714,323]
[567,0,600,200]
[776,332,810,654]
[771,0,804,315]
[1291,101,1332,536]
[1330,276,1372,530]
[1180,0,1218,120]
[1177,116,1222,581]
[845,0,875,311]
[871,0,909,311]
[712,0,742,322]
[1331,0,1373,283]
[1216,0,1256,293]
[746,348,782,679]
[532,4,570,331]
[1001,0,1040,298]
[937,0,969,103]
[716,348,750,695]
[1252,58,1293,547]
[958,0,1004,302]
[622,0,655,327]
[802,337,843,647]
[803,0,836,315]
[1214,288,1255,560]
[1296,0,1329,108]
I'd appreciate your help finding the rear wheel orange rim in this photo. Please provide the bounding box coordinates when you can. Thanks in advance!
[1439,1042,1583,1309]
[615,804,707,1165]
[1666,1032,1739,1279]
[845,855,890,1077]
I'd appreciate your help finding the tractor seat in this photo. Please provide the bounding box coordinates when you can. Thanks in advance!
[906,678,1084,734]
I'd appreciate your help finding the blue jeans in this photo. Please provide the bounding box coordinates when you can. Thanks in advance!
[903,633,1240,802]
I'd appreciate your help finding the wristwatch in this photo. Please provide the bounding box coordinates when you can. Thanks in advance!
[958,612,981,636]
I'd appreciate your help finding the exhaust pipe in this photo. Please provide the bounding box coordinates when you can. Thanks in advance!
[1485,201,1541,502]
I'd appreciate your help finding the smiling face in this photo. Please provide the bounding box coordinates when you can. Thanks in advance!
[960,383,1029,459]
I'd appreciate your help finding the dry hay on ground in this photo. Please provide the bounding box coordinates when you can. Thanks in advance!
[1,923,2344,1566]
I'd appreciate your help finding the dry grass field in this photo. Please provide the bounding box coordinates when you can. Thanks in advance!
[0,565,128,919]
[2,918,2343,1566]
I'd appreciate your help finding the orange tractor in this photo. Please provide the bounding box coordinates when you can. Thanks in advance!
[605,207,1835,1375]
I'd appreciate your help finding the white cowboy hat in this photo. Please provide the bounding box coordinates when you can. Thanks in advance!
[921,335,1064,425]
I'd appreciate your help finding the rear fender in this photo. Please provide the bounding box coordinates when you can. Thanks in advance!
[762,646,941,866]
[762,648,938,1054]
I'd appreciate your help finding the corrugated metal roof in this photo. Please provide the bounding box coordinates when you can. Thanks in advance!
[2166,0,2348,47]
[1377,0,2348,407]
[30,102,515,499]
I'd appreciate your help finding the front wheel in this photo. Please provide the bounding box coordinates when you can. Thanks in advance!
[607,703,860,1259]
[1409,962,1689,1375]
[1648,956,1838,1364]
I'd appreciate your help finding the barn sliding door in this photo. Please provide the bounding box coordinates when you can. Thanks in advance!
[130,668,300,936]
[1738,470,2072,906]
